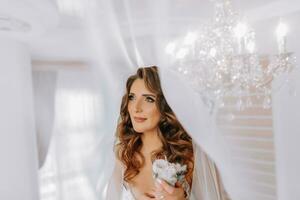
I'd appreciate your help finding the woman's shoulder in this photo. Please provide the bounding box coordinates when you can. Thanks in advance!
[114,154,123,166]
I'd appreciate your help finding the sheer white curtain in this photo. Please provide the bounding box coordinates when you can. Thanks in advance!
[36,0,299,199]
[32,71,57,168]
[36,66,120,200]
[84,0,271,199]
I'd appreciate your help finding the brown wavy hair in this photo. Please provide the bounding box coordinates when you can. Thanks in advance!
[115,66,194,186]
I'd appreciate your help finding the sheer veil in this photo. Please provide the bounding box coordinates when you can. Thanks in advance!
[33,0,300,199]
[105,143,227,200]
[84,0,274,199]
[105,66,229,200]
[105,133,227,200]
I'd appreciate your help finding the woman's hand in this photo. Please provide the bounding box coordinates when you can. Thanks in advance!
[155,179,186,200]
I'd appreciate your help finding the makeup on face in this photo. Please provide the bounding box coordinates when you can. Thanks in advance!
[128,79,161,133]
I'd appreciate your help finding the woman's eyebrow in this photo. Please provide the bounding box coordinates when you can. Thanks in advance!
[129,92,156,98]
[142,94,156,98]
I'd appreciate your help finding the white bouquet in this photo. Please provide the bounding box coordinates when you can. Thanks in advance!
[152,159,187,186]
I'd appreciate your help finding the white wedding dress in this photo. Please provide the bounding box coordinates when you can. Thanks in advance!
[121,182,136,200]
[121,187,135,200]
[106,143,226,200]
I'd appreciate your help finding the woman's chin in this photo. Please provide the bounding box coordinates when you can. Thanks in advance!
[132,127,144,133]
[132,124,148,133]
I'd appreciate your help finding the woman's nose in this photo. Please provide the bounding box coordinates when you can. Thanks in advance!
[134,99,143,112]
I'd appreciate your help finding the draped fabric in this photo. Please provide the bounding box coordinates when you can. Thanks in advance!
[106,142,227,200]
[37,0,283,200]
[38,68,109,200]
[32,71,57,168]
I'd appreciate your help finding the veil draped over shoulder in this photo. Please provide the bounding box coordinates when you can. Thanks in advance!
[106,143,228,200]
[38,0,283,199]
[85,0,271,199]
[28,0,300,197]
[105,67,229,200]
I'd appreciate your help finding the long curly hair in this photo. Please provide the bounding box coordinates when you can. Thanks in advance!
[115,66,194,186]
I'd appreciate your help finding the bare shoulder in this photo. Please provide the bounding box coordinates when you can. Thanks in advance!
[114,155,124,168]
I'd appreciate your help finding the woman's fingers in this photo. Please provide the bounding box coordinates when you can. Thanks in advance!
[155,179,186,200]
[155,179,163,192]
[156,179,175,194]
[175,181,182,187]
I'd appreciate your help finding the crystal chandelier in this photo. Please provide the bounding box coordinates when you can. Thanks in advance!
[165,0,296,110]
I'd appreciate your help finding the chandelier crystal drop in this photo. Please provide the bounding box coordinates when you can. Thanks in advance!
[165,0,297,110]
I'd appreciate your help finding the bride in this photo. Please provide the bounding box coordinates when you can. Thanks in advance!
[106,66,226,200]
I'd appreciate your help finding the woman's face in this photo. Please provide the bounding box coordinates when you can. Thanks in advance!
[128,78,161,133]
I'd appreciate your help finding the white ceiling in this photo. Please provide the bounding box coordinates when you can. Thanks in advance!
[1,0,300,61]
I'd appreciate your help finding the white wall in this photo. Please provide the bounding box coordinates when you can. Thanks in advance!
[273,71,300,200]
[271,11,300,200]
[0,37,39,200]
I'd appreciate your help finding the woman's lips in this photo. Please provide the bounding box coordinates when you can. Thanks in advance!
[134,117,147,123]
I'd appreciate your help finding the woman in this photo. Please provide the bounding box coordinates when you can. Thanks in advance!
[107,66,226,200]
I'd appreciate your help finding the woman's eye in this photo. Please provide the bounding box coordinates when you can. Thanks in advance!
[145,97,155,103]
[128,95,134,100]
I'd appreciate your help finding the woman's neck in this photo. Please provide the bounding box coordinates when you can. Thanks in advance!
[141,128,163,154]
